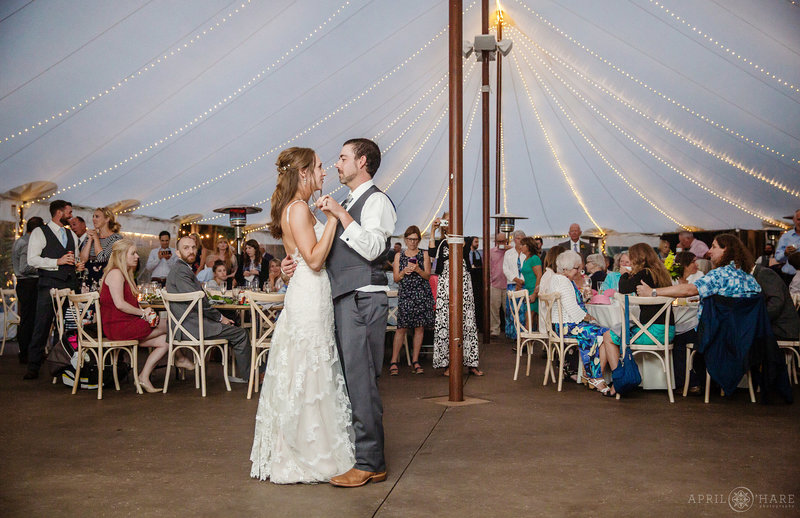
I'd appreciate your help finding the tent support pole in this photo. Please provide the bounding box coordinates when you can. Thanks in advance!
[481,0,492,344]
[494,10,503,235]
[448,0,464,402]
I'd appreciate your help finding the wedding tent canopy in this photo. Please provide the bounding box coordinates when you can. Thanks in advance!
[1,0,798,238]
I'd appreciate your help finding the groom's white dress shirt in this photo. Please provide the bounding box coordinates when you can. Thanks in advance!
[338,179,397,292]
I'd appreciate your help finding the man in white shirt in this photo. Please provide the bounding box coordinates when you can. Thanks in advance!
[69,216,88,252]
[502,230,526,338]
[558,223,591,261]
[315,138,396,488]
[145,230,178,285]
[24,200,82,380]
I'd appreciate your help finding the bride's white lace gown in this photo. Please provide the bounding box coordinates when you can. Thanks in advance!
[250,216,355,484]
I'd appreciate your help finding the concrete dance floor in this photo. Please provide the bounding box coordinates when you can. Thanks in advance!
[1,339,798,517]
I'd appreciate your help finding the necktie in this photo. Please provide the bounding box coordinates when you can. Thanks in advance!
[343,194,353,210]
[574,242,579,253]
[59,227,67,248]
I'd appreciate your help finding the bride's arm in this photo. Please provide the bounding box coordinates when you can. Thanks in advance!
[289,204,337,272]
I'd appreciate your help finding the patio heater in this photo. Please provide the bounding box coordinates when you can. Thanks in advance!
[213,206,263,254]
[491,212,528,241]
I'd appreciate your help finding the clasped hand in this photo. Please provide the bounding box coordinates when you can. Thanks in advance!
[315,195,342,219]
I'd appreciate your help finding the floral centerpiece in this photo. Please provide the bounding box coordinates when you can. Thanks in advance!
[663,252,682,280]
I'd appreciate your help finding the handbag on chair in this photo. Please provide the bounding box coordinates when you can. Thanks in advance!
[612,295,642,394]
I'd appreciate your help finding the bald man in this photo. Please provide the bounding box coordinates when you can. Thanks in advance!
[558,223,592,261]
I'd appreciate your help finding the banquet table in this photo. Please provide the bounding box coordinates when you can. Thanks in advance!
[585,299,699,390]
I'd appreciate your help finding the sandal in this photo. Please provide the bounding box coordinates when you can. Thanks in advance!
[389,362,399,376]
[412,361,424,374]
[469,367,484,377]
[586,378,614,396]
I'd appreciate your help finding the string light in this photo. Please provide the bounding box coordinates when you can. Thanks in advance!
[512,28,800,199]
[511,35,689,229]
[121,26,451,215]
[510,0,798,165]
[511,38,789,229]
[2,1,256,146]
[508,52,604,235]
[647,0,799,95]
[28,1,354,207]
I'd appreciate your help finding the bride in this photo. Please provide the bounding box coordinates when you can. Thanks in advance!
[250,147,355,484]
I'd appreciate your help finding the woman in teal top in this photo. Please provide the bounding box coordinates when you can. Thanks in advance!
[519,237,543,313]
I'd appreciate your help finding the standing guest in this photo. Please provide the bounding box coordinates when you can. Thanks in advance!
[12,217,44,364]
[673,251,704,285]
[211,238,238,289]
[464,236,484,331]
[237,239,273,289]
[265,258,286,293]
[69,216,89,252]
[600,252,631,291]
[429,211,450,275]
[558,223,591,261]
[549,250,619,396]
[386,242,402,266]
[534,237,545,263]
[205,260,229,291]
[677,231,709,259]
[519,237,542,316]
[775,209,800,283]
[657,239,671,260]
[24,200,82,380]
[429,215,482,376]
[617,243,675,344]
[99,239,185,393]
[503,230,527,339]
[488,233,508,338]
[755,243,775,266]
[167,236,252,383]
[79,207,123,287]
[585,253,608,291]
[188,233,208,275]
[145,231,177,286]
[389,226,433,375]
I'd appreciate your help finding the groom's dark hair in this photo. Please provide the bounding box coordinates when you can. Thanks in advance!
[344,138,381,177]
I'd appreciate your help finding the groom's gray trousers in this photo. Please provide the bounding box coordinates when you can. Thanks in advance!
[333,290,388,473]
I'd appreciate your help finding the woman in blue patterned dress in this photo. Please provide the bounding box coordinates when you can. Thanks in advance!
[549,250,620,396]
[389,226,434,375]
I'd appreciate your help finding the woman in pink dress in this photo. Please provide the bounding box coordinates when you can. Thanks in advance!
[99,239,193,392]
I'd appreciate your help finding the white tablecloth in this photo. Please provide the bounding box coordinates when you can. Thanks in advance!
[585,300,698,390]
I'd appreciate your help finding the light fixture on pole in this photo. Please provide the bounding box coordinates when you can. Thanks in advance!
[213,206,263,255]
[462,34,513,61]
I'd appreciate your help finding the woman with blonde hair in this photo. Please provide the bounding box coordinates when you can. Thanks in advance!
[212,237,237,288]
[98,239,192,392]
[80,207,123,286]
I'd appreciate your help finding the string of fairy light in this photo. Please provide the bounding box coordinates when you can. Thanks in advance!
[510,0,799,166]
[3,0,256,146]
[646,0,800,95]
[510,35,689,230]
[511,33,790,229]
[511,27,800,199]
[117,27,451,215]
[25,0,354,207]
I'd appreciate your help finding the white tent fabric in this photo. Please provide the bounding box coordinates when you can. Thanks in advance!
[1,0,798,238]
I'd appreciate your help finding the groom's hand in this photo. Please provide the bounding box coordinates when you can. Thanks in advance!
[281,255,297,279]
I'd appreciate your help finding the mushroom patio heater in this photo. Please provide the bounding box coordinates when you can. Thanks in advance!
[213,206,263,254]
[491,212,528,240]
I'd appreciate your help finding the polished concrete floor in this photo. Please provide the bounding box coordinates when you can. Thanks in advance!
[0,338,798,518]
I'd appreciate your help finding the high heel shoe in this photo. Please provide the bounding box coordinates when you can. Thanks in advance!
[138,378,162,393]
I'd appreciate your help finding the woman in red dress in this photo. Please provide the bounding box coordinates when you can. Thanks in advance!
[99,239,192,392]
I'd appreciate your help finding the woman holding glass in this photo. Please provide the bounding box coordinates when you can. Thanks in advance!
[80,207,123,287]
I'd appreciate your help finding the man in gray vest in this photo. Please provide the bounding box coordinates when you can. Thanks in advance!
[24,200,81,380]
[314,138,396,487]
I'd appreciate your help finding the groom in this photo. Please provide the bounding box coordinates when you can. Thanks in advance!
[286,138,396,487]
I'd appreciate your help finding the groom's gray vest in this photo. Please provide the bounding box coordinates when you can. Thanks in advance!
[327,184,391,299]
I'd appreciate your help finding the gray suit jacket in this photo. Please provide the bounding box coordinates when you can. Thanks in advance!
[165,259,224,340]
[558,239,592,261]
[753,265,800,341]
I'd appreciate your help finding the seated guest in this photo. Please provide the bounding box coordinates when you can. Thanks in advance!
[237,239,272,289]
[755,242,775,266]
[600,252,631,291]
[657,239,671,260]
[538,245,565,331]
[266,258,286,293]
[616,243,675,345]
[585,253,607,291]
[549,250,620,396]
[145,230,177,286]
[196,254,216,283]
[673,251,704,286]
[677,231,709,259]
[167,236,252,383]
[752,258,800,342]
[205,260,228,291]
[189,233,209,275]
[99,239,192,392]
[636,234,762,392]
[519,236,542,316]
[789,253,800,296]
[211,238,238,289]
[80,207,123,287]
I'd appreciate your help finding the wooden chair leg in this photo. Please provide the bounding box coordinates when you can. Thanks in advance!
[200,347,207,398]
[222,344,231,392]
[97,347,104,400]
[665,351,675,403]
[683,349,693,397]
[704,371,711,403]
[111,350,121,391]
[557,344,566,392]
[525,342,532,377]
[513,339,522,381]
[163,347,174,394]
[72,347,83,395]
[747,372,756,403]
[247,347,257,400]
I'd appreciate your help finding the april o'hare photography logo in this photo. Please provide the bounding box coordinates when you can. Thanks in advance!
[689,486,795,513]
[728,487,754,513]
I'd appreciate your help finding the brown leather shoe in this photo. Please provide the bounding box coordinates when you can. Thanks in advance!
[329,467,387,488]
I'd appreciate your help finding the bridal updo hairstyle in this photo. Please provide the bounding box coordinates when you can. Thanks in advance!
[269,147,316,239]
